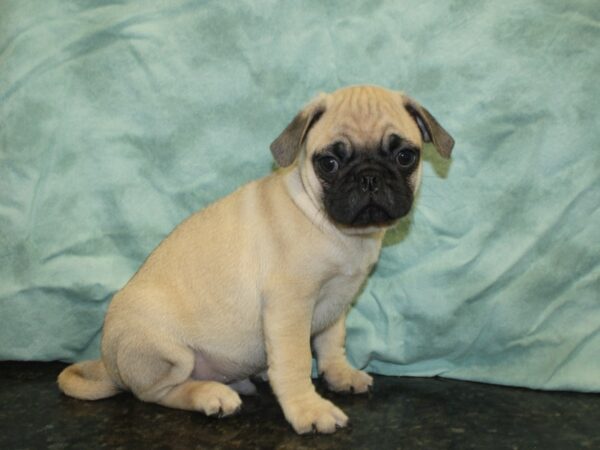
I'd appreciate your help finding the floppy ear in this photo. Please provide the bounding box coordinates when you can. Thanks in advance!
[403,96,455,158]
[270,94,327,167]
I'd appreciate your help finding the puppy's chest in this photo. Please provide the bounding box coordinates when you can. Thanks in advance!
[311,270,369,335]
[309,238,381,334]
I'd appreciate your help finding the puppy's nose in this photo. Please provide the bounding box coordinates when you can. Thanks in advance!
[360,174,379,193]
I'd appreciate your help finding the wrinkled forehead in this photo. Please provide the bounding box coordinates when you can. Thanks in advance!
[307,86,422,151]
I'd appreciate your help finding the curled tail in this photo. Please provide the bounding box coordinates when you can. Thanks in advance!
[58,359,121,400]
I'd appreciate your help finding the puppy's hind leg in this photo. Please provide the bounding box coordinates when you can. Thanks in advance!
[117,337,242,416]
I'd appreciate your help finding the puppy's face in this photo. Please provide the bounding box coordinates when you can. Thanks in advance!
[305,89,423,228]
[310,136,420,228]
[271,86,454,231]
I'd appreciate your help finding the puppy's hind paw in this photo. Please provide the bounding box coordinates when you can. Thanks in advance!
[190,382,242,417]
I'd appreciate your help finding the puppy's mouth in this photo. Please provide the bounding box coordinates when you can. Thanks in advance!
[350,203,394,227]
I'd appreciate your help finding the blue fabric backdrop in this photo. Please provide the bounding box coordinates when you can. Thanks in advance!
[1,0,598,392]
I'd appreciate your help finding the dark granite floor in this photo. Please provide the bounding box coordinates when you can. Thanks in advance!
[0,362,599,450]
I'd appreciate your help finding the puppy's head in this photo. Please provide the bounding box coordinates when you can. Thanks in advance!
[271,85,454,231]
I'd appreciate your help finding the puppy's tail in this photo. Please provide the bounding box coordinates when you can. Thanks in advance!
[58,359,121,400]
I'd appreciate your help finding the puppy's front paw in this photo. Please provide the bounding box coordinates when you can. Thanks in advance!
[322,365,373,394]
[283,393,348,434]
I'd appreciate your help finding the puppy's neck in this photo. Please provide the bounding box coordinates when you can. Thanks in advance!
[281,167,385,246]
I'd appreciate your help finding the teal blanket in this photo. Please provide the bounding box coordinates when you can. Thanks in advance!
[1,0,598,392]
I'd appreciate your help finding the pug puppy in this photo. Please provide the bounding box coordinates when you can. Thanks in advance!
[58,85,454,434]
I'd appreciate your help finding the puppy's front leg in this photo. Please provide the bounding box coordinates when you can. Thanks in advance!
[264,281,348,434]
[313,313,373,394]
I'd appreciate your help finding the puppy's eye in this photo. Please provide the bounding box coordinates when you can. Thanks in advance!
[318,156,339,174]
[396,148,418,168]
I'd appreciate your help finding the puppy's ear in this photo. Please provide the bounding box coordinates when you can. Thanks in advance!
[403,96,455,159]
[270,94,327,167]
